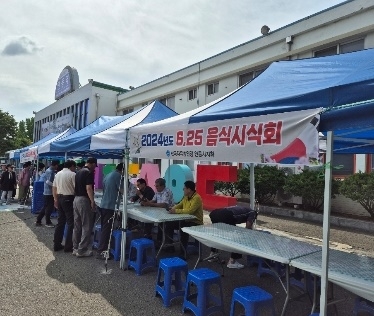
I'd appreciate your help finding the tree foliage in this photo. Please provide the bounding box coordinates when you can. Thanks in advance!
[283,169,340,211]
[0,109,17,156]
[15,120,32,148]
[214,165,286,204]
[339,172,374,218]
[25,117,34,141]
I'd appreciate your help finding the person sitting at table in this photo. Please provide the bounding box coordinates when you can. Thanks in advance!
[167,180,203,259]
[140,177,174,241]
[209,205,257,269]
[129,178,155,230]
[130,178,155,203]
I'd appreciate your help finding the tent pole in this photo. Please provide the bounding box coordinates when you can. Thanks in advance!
[320,130,333,316]
[120,129,130,270]
[35,157,39,181]
[249,163,255,209]
[64,152,67,161]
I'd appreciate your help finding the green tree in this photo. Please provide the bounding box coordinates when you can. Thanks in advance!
[15,120,32,148]
[0,109,17,155]
[25,117,34,141]
[283,169,340,211]
[339,172,374,219]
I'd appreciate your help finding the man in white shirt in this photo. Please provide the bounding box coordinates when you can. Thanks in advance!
[52,160,76,252]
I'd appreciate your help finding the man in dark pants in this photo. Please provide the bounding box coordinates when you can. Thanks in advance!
[36,160,59,227]
[96,163,123,260]
[73,157,97,257]
[209,205,257,269]
[52,160,76,252]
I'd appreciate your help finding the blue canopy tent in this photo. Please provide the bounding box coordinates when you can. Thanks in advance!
[43,100,177,158]
[11,133,59,160]
[129,49,374,314]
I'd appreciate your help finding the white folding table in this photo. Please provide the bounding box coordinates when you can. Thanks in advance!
[290,249,374,304]
[182,222,322,316]
[127,204,196,257]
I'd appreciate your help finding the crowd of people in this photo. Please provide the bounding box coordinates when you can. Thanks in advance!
[1,159,256,268]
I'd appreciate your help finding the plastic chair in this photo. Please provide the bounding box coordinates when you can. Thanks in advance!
[155,257,188,307]
[110,230,132,261]
[230,285,276,316]
[353,296,374,316]
[128,238,156,275]
[92,224,101,249]
[182,268,224,316]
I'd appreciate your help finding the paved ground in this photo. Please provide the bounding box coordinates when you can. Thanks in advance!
[0,204,373,316]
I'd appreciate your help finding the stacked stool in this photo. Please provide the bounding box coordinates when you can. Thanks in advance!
[92,224,101,249]
[353,296,374,315]
[182,268,224,316]
[110,229,132,261]
[155,257,188,307]
[128,238,156,275]
[230,285,275,316]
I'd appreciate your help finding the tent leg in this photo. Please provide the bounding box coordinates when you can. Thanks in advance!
[320,130,333,316]
[249,163,255,209]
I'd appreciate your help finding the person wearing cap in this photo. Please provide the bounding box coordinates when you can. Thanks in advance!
[96,163,124,259]
[52,160,76,252]
[36,160,60,227]
[73,157,97,257]
[0,164,17,205]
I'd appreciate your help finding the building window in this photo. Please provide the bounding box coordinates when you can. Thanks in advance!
[160,96,175,110]
[207,82,219,96]
[239,72,253,86]
[340,39,364,54]
[332,154,354,176]
[84,99,89,126]
[188,88,197,100]
[314,39,364,57]
[122,107,134,115]
[314,46,338,57]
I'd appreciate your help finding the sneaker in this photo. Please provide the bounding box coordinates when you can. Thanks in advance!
[72,249,78,255]
[35,222,42,226]
[76,250,93,257]
[45,223,55,228]
[227,261,244,269]
[207,251,219,262]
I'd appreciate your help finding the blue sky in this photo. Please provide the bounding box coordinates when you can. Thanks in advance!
[0,0,345,122]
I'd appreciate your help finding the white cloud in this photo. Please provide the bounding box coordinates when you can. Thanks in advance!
[1,36,43,56]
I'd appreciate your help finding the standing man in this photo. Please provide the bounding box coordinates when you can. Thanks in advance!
[168,180,203,259]
[73,157,97,257]
[0,164,7,198]
[52,160,76,252]
[140,178,174,240]
[36,160,60,227]
[18,162,32,205]
[0,164,17,205]
[96,163,123,260]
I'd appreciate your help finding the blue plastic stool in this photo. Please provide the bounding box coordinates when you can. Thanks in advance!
[247,255,262,267]
[230,285,276,316]
[92,224,101,249]
[257,259,285,280]
[309,313,319,316]
[353,296,374,316]
[182,268,224,316]
[128,238,156,275]
[187,238,199,255]
[155,257,188,307]
[110,230,132,261]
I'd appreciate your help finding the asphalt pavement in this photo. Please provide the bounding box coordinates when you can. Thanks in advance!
[0,205,373,316]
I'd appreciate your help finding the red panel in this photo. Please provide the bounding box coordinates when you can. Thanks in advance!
[196,165,237,211]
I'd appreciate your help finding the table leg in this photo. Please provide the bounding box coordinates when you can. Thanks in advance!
[155,222,165,258]
[194,241,202,269]
[281,265,290,316]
